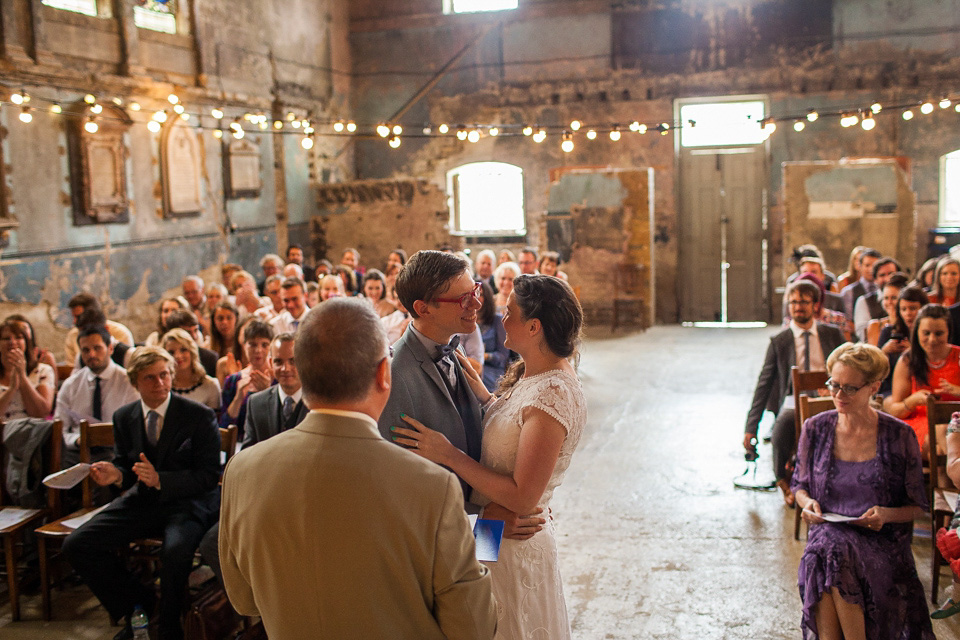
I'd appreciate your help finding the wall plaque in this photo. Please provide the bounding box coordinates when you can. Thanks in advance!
[227,139,261,198]
[69,103,132,225]
[161,118,203,217]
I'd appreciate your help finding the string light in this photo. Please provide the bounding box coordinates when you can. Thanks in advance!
[902,109,914,120]
[806,109,819,122]
[153,110,168,123]
[570,120,581,131]
[90,103,103,114]
[522,125,533,136]
[10,90,28,105]
[839,113,857,128]
[112,97,123,106]
[167,93,179,104]
[333,120,345,132]
[232,128,244,140]
[376,123,390,137]
[793,120,805,132]
[273,120,283,129]
[173,104,184,114]
[84,116,98,133]
[956,104,960,113]
[211,108,224,119]
[182,113,191,121]
[291,120,301,129]
[438,123,449,134]
[560,132,574,153]
[388,135,401,148]
[636,123,647,134]
[346,121,357,133]
[456,129,468,141]
[861,113,876,131]
[301,136,314,150]
[940,98,952,109]
[920,102,934,114]
[488,126,499,137]
[147,120,161,133]
[467,129,481,143]
[609,126,621,141]
[213,129,223,139]
[19,107,32,124]
[761,118,777,137]
[629,121,641,132]
[84,94,96,104]
[533,129,547,143]
[870,102,882,114]
[129,102,141,112]
[50,103,62,114]
[286,112,296,121]
[586,129,597,140]
[392,124,403,135]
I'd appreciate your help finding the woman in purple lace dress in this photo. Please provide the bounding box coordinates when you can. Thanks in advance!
[792,342,933,639]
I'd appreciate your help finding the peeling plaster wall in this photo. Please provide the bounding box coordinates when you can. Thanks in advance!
[0,0,352,357]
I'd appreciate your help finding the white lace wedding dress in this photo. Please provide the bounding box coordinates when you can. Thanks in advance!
[472,369,587,640]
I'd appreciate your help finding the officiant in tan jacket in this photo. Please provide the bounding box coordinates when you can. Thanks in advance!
[218,298,496,639]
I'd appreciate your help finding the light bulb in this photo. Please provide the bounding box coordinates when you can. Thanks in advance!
[213,129,223,139]
[629,121,641,132]
[147,120,161,133]
[10,91,24,105]
[333,120,345,132]
[561,134,574,153]
[902,109,914,120]
[301,136,314,150]
[956,104,960,113]
[661,122,671,131]
[467,129,481,143]
[286,112,296,121]
[438,123,449,134]
[167,93,179,104]
[112,97,123,106]
[940,98,952,109]
[346,121,357,132]
[456,129,467,141]
[129,102,141,112]
[806,110,819,122]
[522,126,533,136]
[182,113,191,121]
[291,120,301,129]
[173,104,184,114]
[793,120,805,132]
[609,127,621,141]
[376,124,389,137]
[637,124,647,134]
[90,103,103,114]
[84,94,96,104]
[861,115,875,131]
[50,103,62,114]
[84,118,99,133]
[19,109,32,124]
[586,129,597,140]
[489,127,499,137]
[273,120,283,129]
[232,128,244,139]
[870,102,882,114]
[533,129,546,143]
[570,120,581,131]
[762,121,777,135]
[388,135,401,149]
[392,124,403,135]
[211,108,224,119]
[921,102,934,114]
[153,110,167,123]
[303,126,314,134]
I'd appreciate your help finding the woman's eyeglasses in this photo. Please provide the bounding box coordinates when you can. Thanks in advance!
[825,378,869,396]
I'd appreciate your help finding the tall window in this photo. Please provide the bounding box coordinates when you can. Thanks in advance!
[678,100,768,147]
[41,0,98,16]
[134,0,176,34]
[448,162,526,236]
[942,150,960,225]
[443,0,518,15]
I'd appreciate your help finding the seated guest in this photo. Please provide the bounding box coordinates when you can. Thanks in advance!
[498,249,517,266]
[785,245,838,292]
[216,314,254,386]
[55,325,140,464]
[315,259,334,278]
[282,263,304,281]
[786,273,851,340]
[163,329,221,411]
[254,274,284,322]
[914,256,939,291]
[538,250,568,281]
[163,310,218,377]
[335,264,358,295]
[835,245,866,292]
[384,249,407,303]
[932,412,960,619]
[204,282,227,311]
[853,258,901,340]
[73,309,135,371]
[840,248,882,319]
[218,298,496,638]
[381,299,412,345]
[517,246,539,275]
[285,243,316,282]
[884,304,960,451]
[341,247,364,284]
[0,317,55,421]
[230,270,266,318]
[5,314,58,382]
[477,281,508,391]
[866,274,908,346]
[63,293,135,366]
[794,342,932,639]
[742,280,845,506]
[494,261,521,315]
[319,274,345,301]
[181,275,207,317]
[256,253,284,296]
[474,249,497,293]
[929,255,960,306]
[63,347,220,640]
[361,269,397,318]
[144,297,186,347]
[220,320,274,440]
[209,301,240,360]
[877,286,928,396]
[269,277,310,334]
[305,281,320,307]
[221,263,242,287]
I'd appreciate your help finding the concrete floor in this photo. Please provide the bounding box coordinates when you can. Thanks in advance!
[3,325,960,638]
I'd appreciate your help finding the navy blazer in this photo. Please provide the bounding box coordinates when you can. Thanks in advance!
[111,394,221,521]
[744,323,846,436]
[240,386,309,450]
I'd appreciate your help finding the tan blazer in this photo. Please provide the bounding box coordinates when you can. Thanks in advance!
[219,410,497,640]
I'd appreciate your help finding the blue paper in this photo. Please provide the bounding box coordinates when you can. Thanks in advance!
[473,518,505,562]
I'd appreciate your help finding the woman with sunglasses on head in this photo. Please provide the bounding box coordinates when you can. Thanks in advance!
[794,342,933,640]
[883,304,960,452]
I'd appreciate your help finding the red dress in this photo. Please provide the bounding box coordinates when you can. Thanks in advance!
[927,293,956,306]
[905,345,960,446]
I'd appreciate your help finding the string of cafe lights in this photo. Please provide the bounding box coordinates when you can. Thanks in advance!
[3,88,959,152]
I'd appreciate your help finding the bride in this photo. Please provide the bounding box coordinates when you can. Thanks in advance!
[394,274,586,639]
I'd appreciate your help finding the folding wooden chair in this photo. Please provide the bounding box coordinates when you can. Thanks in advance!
[0,419,62,621]
[791,367,830,540]
[793,395,835,541]
[34,420,113,620]
[926,397,960,604]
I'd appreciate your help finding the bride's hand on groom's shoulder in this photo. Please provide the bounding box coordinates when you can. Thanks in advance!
[454,352,492,403]
[483,502,546,540]
[392,415,456,465]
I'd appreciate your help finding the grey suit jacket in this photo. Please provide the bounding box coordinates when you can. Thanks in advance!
[220,411,497,639]
[240,386,309,450]
[744,323,846,435]
[377,325,483,504]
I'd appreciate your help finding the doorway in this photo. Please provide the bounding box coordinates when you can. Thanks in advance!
[676,97,770,323]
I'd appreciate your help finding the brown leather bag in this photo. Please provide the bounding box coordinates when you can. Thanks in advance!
[183,583,243,640]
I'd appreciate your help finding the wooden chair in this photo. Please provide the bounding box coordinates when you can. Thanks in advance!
[220,425,238,469]
[55,364,74,386]
[0,419,62,621]
[35,420,114,620]
[611,263,646,332]
[793,396,835,541]
[926,398,960,604]
[790,367,830,540]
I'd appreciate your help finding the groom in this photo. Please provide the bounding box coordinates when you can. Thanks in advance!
[378,250,545,537]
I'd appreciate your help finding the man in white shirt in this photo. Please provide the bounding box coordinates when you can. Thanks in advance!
[269,277,310,334]
[852,257,901,340]
[56,325,140,466]
[63,293,135,367]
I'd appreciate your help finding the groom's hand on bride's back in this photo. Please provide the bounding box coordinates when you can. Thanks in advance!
[483,502,546,540]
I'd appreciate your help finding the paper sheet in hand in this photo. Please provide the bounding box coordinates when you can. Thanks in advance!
[802,509,860,523]
[0,507,41,530]
[43,463,91,490]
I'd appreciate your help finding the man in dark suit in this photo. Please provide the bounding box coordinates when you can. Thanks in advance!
[743,280,846,506]
[378,250,544,539]
[840,247,882,319]
[63,347,221,640]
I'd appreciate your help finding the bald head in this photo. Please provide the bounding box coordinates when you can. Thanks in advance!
[295,298,388,407]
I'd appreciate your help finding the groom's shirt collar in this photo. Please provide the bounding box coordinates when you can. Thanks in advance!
[410,324,449,359]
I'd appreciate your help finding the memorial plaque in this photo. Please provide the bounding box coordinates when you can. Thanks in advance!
[161,119,203,217]
[69,103,131,225]
[228,139,261,198]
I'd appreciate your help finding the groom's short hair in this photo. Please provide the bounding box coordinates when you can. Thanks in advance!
[295,298,386,404]
[396,250,469,319]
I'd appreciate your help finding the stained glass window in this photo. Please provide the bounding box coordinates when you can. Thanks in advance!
[41,0,98,17]
[134,0,176,34]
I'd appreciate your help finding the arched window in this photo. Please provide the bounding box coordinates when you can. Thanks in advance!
[443,0,518,14]
[941,150,960,225]
[447,162,526,236]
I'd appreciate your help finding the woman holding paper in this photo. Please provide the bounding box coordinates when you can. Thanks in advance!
[793,342,933,639]
[393,275,586,640]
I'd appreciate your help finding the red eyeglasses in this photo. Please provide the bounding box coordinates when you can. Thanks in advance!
[433,282,482,309]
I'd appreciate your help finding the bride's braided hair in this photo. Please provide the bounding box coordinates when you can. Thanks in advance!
[495,275,583,394]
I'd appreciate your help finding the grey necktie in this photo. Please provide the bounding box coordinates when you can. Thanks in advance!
[146,410,160,446]
[282,396,295,422]
[802,331,811,371]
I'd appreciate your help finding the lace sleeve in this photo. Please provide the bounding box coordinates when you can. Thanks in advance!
[528,374,584,435]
